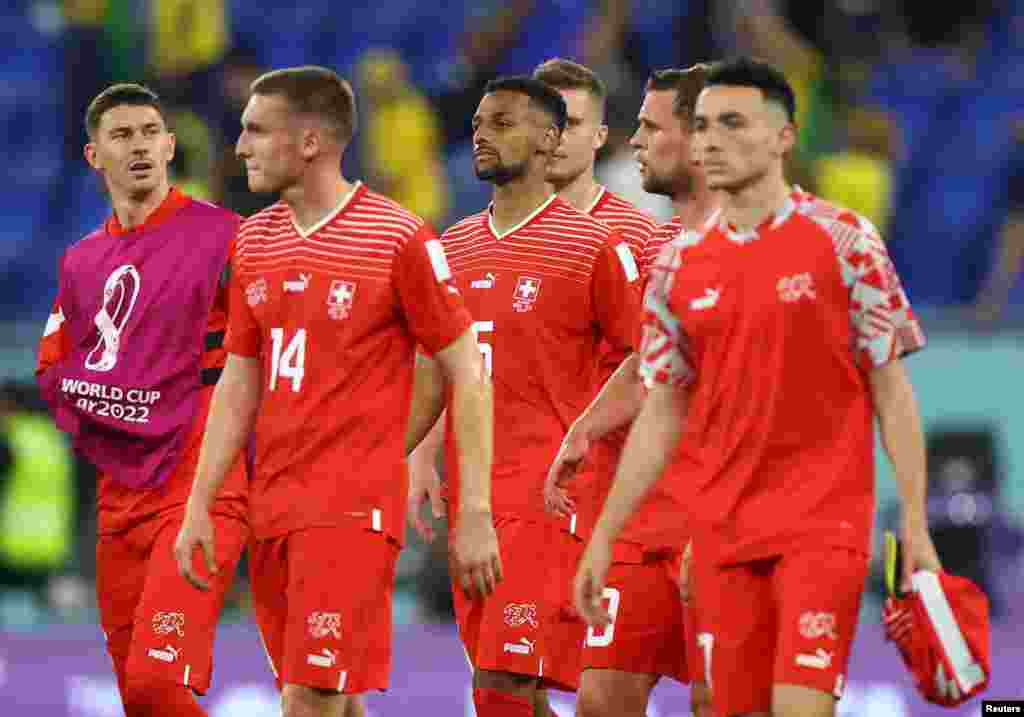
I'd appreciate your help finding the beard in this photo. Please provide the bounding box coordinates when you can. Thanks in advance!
[476,155,529,186]
[643,164,694,199]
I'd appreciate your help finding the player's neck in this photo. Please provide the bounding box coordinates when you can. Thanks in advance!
[282,167,355,233]
[673,181,719,231]
[720,172,791,233]
[490,176,554,234]
[554,172,602,214]
[110,181,171,231]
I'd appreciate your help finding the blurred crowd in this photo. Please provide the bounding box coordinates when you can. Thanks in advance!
[1,0,1023,627]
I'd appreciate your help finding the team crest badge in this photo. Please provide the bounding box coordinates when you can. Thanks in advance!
[246,278,268,307]
[327,280,356,320]
[513,276,541,313]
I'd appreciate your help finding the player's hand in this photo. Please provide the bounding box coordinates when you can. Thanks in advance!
[544,425,590,516]
[677,540,693,604]
[453,508,502,600]
[407,451,446,542]
[901,513,942,594]
[174,508,219,591]
[574,536,613,628]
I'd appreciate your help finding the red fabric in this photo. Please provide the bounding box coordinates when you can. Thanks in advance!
[580,553,690,684]
[439,197,642,526]
[692,546,868,716]
[883,572,991,707]
[97,513,247,697]
[248,524,400,693]
[226,184,471,541]
[453,517,563,685]
[641,191,925,565]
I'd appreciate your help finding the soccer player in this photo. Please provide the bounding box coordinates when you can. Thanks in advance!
[36,84,249,716]
[574,57,943,717]
[528,56,658,708]
[544,65,718,717]
[417,75,642,717]
[173,66,498,717]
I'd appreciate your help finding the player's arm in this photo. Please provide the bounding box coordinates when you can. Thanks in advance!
[848,228,939,592]
[576,384,687,626]
[407,355,448,542]
[406,351,446,456]
[176,243,261,590]
[175,352,261,590]
[36,256,72,407]
[869,359,941,591]
[397,229,499,597]
[575,239,693,626]
[545,353,645,515]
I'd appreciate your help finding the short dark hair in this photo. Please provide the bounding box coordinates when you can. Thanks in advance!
[250,65,357,144]
[703,57,797,122]
[532,58,607,109]
[645,65,711,120]
[483,75,568,132]
[86,83,166,139]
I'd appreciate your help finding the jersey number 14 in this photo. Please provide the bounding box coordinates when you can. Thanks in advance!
[269,327,306,392]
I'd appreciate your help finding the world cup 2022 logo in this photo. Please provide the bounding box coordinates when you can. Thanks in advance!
[86,264,141,372]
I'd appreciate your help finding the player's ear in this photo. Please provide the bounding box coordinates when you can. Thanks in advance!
[542,125,561,154]
[300,125,321,160]
[778,121,798,157]
[594,123,609,152]
[83,142,100,171]
[165,131,177,164]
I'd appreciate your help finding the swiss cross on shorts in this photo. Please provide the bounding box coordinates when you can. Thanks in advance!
[327,280,356,320]
[513,276,541,313]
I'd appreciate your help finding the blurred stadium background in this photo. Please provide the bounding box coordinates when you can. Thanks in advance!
[1,1,1022,714]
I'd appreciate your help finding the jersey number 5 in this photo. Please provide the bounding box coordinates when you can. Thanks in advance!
[269,327,306,392]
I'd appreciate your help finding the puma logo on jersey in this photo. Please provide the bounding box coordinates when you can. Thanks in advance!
[284,274,311,293]
[471,273,497,289]
[795,648,833,670]
[503,637,535,655]
[690,287,721,311]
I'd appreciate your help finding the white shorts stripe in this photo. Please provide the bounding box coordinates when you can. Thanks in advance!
[912,571,986,692]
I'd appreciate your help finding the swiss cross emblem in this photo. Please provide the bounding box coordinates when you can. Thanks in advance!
[777,272,816,303]
[513,276,541,313]
[327,280,356,320]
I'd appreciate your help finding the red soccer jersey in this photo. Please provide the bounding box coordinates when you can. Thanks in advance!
[642,215,684,280]
[586,186,657,377]
[225,183,471,541]
[587,187,657,261]
[36,188,248,534]
[640,190,925,565]
[440,196,643,525]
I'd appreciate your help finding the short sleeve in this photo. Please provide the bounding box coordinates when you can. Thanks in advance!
[223,249,262,358]
[395,226,473,354]
[592,232,644,352]
[37,256,70,376]
[841,227,926,369]
[638,241,694,389]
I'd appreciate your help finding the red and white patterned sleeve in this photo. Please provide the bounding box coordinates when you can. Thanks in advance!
[637,240,695,388]
[833,221,926,369]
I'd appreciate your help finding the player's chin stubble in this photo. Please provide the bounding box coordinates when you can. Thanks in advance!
[476,159,528,186]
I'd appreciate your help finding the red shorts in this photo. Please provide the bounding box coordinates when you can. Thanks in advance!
[248,523,400,694]
[581,551,689,685]
[453,516,581,691]
[692,547,869,716]
[96,511,247,695]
